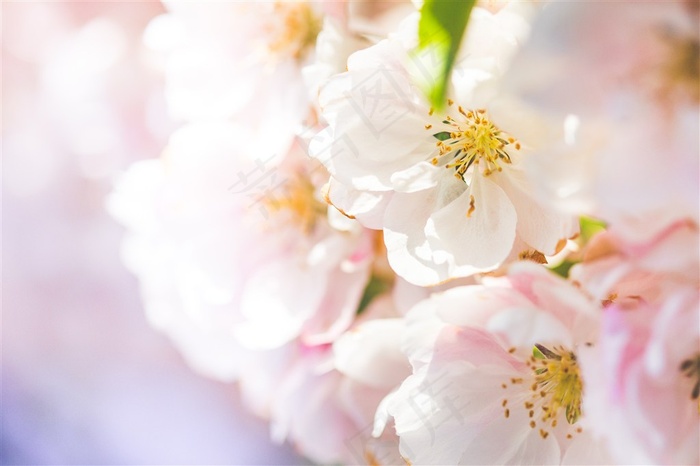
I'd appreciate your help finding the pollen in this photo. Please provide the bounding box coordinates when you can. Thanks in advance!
[429,107,519,182]
[467,195,476,218]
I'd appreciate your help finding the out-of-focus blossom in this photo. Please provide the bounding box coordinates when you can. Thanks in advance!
[571,222,700,464]
[108,122,375,379]
[378,263,612,465]
[152,1,319,112]
[505,1,699,240]
[3,2,302,463]
[145,0,379,155]
[311,4,577,286]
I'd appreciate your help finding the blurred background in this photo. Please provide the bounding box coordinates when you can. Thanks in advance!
[2,2,303,464]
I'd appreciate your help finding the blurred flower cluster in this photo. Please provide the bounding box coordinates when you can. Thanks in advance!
[109,1,699,464]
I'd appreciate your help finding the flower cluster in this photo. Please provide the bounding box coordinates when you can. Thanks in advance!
[110,1,699,464]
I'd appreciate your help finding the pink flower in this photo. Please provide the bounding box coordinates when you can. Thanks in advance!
[572,222,700,464]
[378,263,611,464]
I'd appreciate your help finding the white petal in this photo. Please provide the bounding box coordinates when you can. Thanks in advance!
[325,176,392,230]
[333,318,410,389]
[313,65,436,192]
[384,190,446,286]
[435,285,533,328]
[493,166,578,254]
[300,265,369,346]
[390,161,440,193]
[487,306,574,350]
[236,260,327,349]
[430,173,516,270]
[561,432,615,465]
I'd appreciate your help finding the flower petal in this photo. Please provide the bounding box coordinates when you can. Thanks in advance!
[430,173,517,270]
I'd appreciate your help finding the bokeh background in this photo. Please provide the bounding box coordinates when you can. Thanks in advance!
[2,2,303,464]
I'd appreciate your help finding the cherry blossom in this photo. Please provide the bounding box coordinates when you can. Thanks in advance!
[572,222,700,464]
[310,5,577,286]
[378,263,612,464]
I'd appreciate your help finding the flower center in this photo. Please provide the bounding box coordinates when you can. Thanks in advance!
[267,1,322,61]
[531,344,583,425]
[500,344,584,441]
[426,105,519,181]
[263,174,326,233]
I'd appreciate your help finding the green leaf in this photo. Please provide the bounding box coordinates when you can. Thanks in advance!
[416,0,476,110]
[433,131,452,141]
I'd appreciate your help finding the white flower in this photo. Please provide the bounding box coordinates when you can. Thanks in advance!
[310,5,577,286]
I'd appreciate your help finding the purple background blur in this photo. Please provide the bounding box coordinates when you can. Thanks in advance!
[2,2,303,464]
